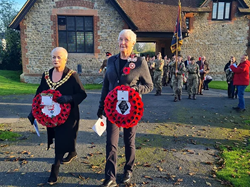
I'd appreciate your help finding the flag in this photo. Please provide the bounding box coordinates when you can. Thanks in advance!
[170,1,183,53]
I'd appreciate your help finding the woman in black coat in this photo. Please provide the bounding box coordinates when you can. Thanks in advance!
[28,47,87,185]
[97,29,153,187]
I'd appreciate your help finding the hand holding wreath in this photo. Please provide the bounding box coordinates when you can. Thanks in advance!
[32,89,71,127]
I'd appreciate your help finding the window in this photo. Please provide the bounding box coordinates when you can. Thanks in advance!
[185,18,190,30]
[212,1,231,20]
[58,16,94,53]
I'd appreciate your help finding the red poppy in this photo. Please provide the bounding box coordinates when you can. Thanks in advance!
[123,67,130,75]
[104,85,144,128]
[32,89,71,127]
[45,75,49,79]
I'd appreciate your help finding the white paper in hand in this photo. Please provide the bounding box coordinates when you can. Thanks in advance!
[33,119,40,137]
[92,116,107,136]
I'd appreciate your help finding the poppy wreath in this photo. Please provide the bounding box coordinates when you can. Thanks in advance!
[32,89,71,127]
[104,85,144,128]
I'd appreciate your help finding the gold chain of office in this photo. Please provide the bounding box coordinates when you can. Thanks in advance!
[45,70,75,90]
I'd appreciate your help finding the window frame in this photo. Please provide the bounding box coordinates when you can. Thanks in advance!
[185,17,190,30]
[57,15,94,53]
[212,1,231,21]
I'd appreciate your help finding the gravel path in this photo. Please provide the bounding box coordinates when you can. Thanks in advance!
[0,86,250,187]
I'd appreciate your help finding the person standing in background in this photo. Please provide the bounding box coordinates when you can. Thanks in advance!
[152,52,164,96]
[224,56,238,98]
[170,54,186,101]
[162,55,170,86]
[231,54,250,112]
[186,57,200,100]
[99,52,112,78]
[196,56,209,95]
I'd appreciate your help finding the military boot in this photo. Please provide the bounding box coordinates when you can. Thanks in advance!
[158,90,162,96]
[178,94,181,101]
[193,94,196,100]
[174,97,178,102]
[154,91,159,96]
[188,95,191,99]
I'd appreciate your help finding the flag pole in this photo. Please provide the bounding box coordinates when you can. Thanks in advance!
[175,0,180,77]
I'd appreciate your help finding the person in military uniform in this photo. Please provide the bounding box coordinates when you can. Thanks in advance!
[152,52,164,96]
[170,54,186,101]
[99,52,112,78]
[186,57,200,100]
[149,56,156,84]
[168,54,176,89]
[162,55,170,86]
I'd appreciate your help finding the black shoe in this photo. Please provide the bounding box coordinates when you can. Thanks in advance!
[193,94,196,100]
[178,95,181,100]
[236,108,246,112]
[123,171,132,184]
[232,106,240,110]
[188,95,191,99]
[62,152,77,164]
[174,97,178,102]
[100,179,117,187]
[48,164,59,185]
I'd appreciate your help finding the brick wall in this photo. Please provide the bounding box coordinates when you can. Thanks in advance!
[181,1,249,81]
[20,0,124,83]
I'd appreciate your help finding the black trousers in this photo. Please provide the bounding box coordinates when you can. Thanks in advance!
[105,120,137,180]
[228,81,238,98]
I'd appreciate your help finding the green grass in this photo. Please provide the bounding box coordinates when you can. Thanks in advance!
[0,70,102,95]
[0,124,21,141]
[209,81,250,92]
[216,142,250,187]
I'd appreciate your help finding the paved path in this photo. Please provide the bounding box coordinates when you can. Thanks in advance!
[0,87,250,187]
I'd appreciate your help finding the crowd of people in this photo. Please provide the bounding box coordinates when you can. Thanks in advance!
[146,52,211,101]
[28,28,250,187]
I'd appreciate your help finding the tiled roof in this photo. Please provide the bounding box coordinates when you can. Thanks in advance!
[116,0,199,32]
[243,0,250,7]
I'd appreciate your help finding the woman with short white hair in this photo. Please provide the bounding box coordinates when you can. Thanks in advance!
[97,29,153,187]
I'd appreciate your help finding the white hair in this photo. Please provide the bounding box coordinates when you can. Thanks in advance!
[51,47,68,59]
[118,29,137,43]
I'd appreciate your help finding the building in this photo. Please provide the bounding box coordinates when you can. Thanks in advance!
[9,0,250,83]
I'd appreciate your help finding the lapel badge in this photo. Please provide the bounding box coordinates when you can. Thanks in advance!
[129,63,136,69]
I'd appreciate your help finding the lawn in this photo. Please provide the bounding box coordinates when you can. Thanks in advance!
[0,70,102,95]
[0,124,21,141]
[209,81,250,92]
[216,142,250,187]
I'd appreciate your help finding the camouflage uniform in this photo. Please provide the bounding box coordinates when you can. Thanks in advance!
[162,60,169,86]
[170,61,186,100]
[152,59,164,95]
[168,60,175,88]
[148,60,155,84]
[186,63,200,99]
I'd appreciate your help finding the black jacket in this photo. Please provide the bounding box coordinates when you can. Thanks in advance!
[99,54,153,110]
[34,67,87,153]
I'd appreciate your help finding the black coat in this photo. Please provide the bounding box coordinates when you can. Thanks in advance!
[99,54,153,110]
[34,67,87,154]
